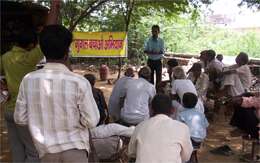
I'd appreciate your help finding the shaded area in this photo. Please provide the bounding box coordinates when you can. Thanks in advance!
[0,68,257,162]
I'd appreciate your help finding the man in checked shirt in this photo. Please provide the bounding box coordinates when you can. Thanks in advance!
[14,16,100,163]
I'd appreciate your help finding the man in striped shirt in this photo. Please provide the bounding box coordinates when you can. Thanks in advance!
[14,25,100,162]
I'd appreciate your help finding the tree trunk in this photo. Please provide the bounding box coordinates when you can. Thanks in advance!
[117,0,135,79]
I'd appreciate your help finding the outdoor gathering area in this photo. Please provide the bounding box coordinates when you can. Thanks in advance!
[0,0,260,163]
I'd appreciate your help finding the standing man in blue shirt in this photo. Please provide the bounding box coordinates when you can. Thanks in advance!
[144,25,165,85]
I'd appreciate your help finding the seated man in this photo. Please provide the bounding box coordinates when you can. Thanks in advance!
[216,54,224,67]
[178,92,209,147]
[171,66,204,114]
[128,94,193,163]
[120,67,156,126]
[231,93,259,139]
[240,96,260,139]
[85,74,109,125]
[167,58,179,82]
[222,52,252,97]
[108,67,135,122]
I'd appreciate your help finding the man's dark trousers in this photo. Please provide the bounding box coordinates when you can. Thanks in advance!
[147,59,162,85]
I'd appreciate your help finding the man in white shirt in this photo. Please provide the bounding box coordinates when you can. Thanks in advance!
[222,52,252,96]
[205,50,223,91]
[14,25,100,162]
[120,67,156,125]
[171,66,205,114]
[108,67,135,122]
[206,50,223,74]
[128,94,193,163]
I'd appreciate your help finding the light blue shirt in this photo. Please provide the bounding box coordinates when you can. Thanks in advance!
[144,37,164,60]
[178,108,209,142]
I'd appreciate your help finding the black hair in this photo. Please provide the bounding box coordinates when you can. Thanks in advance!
[138,66,151,80]
[152,94,173,115]
[207,49,216,61]
[200,50,208,56]
[167,58,178,68]
[237,52,249,65]
[84,74,96,86]
[187,62,202,74]
[216,54,223,61]
[16,29,38,49]
[124,67,135,77]
[182,92,198,108]
[152,25,160,32]
[39,25,73,60]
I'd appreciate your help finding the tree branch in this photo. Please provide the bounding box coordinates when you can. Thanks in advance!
[69,0,109,31]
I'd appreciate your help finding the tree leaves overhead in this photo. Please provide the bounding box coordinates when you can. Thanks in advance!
[239,0,260,9]
[59,0,214,31]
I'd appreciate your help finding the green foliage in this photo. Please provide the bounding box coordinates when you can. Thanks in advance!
[127,13,260,61]
[37,0,260,61]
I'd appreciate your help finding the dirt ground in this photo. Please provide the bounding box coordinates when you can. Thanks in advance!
[0,68,258,163]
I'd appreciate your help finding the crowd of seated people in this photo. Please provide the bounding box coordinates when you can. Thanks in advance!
[1,9,258,161]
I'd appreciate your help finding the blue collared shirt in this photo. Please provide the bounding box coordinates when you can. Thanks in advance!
[178,108,209,142]
[144,37,164,60]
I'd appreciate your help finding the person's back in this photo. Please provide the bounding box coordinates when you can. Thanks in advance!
[171,66,205,113]
[132,115,191,163]
[14,25,100,162]
[85,73,108,125]
[207,58,223,74]
[120,67,155,125]
[128,94,193,163]
[171,79,197,102]
[120,77,155,124]
[1,31,43,111]
[179,109,208,142]
[16,65,98,156]
[222,52,252,96]
[236,65,252,91]
[109,68,135,121]
[0,28,43,162]
[178,93,209,143]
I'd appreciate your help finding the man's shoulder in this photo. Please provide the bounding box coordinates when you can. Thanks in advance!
[153,115,189,131]
[24,68,87,82]
[2,48,17,60]
[174,79,190,85]
[170,119,190,132]
[238,64,250,71]
[141,78,155,89]
[118,76,133,83]
[184,109,205,118]
[158,37,164,42]
[201,72,209,79]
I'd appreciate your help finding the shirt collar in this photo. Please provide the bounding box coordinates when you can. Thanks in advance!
[12,46,27,53]
[43,63,70,72]
[183,108,195,111]
[150,36,159,41]
[153,114,171,119]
